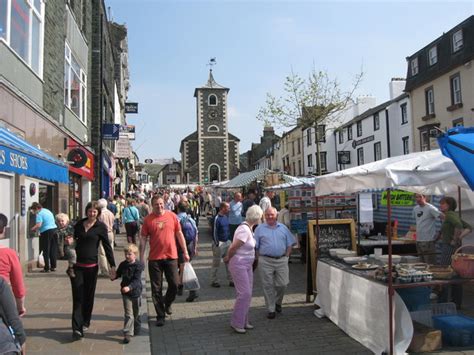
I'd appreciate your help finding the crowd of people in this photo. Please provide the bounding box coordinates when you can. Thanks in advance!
[0,186,298,351]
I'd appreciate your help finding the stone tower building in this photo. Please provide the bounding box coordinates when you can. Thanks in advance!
[180,70,240,184]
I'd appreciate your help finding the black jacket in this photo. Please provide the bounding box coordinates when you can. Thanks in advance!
[116,260,144,298]
[74,219,116,267]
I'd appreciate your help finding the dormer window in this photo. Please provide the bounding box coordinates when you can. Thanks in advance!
[208,94,217,106]
[428,46,438,66]
[452,30,463,52]
[411,57,418,76]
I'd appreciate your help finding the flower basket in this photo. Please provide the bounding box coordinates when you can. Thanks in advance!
[451,245,474,278]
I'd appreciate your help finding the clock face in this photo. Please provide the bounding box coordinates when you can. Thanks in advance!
[208,110,218,119]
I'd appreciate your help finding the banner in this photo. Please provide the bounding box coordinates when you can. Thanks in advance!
[381,190,415,206]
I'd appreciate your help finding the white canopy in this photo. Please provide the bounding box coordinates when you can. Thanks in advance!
[314,150,470,196]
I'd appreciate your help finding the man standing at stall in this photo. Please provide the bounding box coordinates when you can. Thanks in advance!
[210,202,233,288]
[412,194,442,264]
[228,192,243,241]
[254,207,296,319]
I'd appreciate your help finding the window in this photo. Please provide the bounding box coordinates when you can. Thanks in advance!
[292,162,296,176]
[1,0,44,75]
[208,94,217,106]
[316,152,327,173]
[306,129,312,146]
[298,160,302,176]
[347,125,353,140]
[373,113,380,131]
[315,125,326,143]
[425,87,435,115]
[428,46,438,66]
[307,154,313,167]
[357,147,364,165]
[420,130,430,151]
[291,141,295,156]
[450,74,462,105]
[208,125,219,132]
[297,138,301,154]
[401,103,408,124]
[64,43,87,123]
[402,136,409,155]
[338,130,343,144]
[209,164,220,182]
[356,121,362,137]
[453,118,464,127]
[411,57,418,76]
[374,142,382,161]
[452,29,463,52]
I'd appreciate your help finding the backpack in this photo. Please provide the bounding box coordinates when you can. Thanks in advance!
[180,215,197,243]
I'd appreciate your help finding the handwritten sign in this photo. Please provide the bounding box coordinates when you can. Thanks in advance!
[381,190,415,206]
[306,219,356,296]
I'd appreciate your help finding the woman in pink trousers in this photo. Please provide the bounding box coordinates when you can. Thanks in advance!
[224,205,263,334]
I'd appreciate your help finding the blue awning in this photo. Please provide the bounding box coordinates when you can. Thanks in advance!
[0,128,68,184]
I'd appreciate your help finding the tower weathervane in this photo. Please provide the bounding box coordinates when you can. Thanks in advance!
[207,57,217,69]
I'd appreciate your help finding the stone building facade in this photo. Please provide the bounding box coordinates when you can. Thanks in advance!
[180,71,240,183]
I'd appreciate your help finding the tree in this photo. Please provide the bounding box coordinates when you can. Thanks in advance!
[257,67,363,176]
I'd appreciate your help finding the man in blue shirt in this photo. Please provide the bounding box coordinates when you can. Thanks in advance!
[228,192,243,241]
[254,207,296,319]
[210,202,233,288]
[31,202,58,273]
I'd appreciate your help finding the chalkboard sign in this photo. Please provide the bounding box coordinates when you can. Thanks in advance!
[306,219,356,297]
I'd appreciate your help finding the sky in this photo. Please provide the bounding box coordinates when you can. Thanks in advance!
[107,0,473,161]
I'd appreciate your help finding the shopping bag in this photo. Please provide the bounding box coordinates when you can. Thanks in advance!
[182,262,200,291]
[37,251,45,269]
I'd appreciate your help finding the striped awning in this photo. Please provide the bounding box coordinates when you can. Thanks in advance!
[220,168,271,188]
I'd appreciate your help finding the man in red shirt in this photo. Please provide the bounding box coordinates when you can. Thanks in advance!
[140,196,189,326]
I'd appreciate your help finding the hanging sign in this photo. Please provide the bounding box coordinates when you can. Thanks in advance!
[381,190,415,206]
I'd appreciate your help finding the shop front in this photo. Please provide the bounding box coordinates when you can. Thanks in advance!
[67,138,95,221]
[0,127,68,264]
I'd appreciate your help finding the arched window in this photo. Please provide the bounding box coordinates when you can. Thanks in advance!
[208,94,217,106]
[208,125,219,133]
[209,164,220,182]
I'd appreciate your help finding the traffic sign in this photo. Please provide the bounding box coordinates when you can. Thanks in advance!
[102,124,120,140]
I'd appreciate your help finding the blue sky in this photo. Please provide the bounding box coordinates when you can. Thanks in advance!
[107,0,473,161]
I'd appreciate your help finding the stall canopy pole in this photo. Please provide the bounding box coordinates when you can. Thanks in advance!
[458,186,462,219]
[357,192,361,249]
[387,189,394,355]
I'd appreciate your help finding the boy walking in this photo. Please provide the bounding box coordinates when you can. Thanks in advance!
[115,244,144,344]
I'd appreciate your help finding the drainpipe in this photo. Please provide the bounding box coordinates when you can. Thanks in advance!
[99,11,104,198]
[385,109,391,158]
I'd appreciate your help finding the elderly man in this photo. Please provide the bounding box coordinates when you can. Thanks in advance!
[254,207,296,319]
[210,202,233,288]
[259,191,274,214]
[97,198,116,276]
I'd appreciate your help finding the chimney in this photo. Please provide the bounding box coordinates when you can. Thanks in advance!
[389,78,406,100]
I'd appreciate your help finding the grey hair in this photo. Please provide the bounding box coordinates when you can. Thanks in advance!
[245,205,263,224]
[97,198,108,209]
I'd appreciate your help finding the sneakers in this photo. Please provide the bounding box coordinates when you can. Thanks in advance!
[229,282,235,287]
[164,305,173,315]
[267,312,276,319]
[123,334,131,344]
[177,284,184,296]
[231,326,246,334]
[211,282,221,288]
[72,330,83,341]
[244,323,254,330]
[186,292,198,302]
[275,304,282,313]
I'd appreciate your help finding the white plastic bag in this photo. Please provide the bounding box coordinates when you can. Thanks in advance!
[182,262,200,291]
[37,251,45,269]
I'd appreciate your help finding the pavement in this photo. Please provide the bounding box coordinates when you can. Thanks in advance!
[22,217,474,354]
[22,233,150,355]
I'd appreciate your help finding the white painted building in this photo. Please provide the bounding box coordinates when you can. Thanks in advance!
[302,96,376,175]
[335,78,412,169]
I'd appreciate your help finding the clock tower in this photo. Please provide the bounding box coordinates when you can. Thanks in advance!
[180,70,240,184]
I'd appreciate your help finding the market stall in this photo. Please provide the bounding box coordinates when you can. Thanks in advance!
[310,149,474,354]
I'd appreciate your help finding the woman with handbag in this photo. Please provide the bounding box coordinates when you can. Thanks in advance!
[0,277,26,354]
[223,205,263,334]
[122,199,140,245]
[69,201,116,340]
